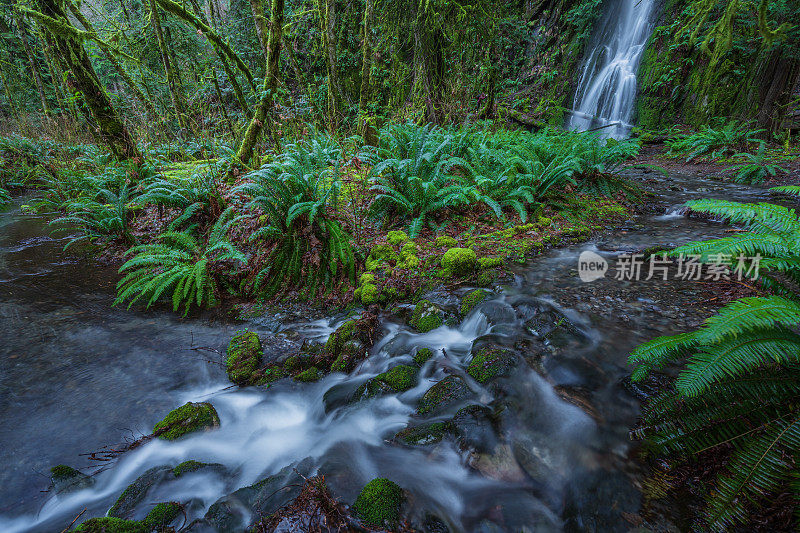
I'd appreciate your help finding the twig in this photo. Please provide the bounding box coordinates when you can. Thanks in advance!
[59,508,86,533]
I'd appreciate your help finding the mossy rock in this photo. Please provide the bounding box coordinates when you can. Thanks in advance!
[435,235,458,247]
[377,364,418,391]
[416,375,471,415]
[387,230,409,245]
[537,216,552,227]
[441,247,478,276]
[467,347,517,384]
[143,502,182,530]
[413,347,434,366]
[366,244,399,270]
[255,364,287,385]
[394,421,454,446]
[325,320,357,355]
[225,330,262,386]
[50,464,94,494]
[171,460,226,478]
[75,517,147,532]
[352,478,406,528]
[108,466,172,518]
[360,283,382,304]
[409,300,444,333]
[294,367,321,382]
[353,378,394,401]
[153,402,220,441]
[478,257,504,270]
[396,252,420,270]
[460,289,491,316]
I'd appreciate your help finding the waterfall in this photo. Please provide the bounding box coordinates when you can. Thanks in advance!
[567,0,657,139]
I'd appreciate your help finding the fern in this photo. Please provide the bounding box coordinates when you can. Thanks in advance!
[115,207,245,316]
[630,190,800,530]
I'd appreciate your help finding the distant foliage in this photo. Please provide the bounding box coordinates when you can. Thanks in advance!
[115,207,246,316]
[666,123,765,161]
[727,144,786,185]
[630,187,800,530]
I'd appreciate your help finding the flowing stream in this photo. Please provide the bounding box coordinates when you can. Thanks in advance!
[0,173,783,532]
[568,0,657,138]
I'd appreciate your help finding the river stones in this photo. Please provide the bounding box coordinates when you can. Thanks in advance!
[153,402,220,441]
[74,517,147,532]
[459,289,491,316]
[352,478,406,529]
[394,421,455,446]
[416,375,472,415]
[50,464,94,494]
[142,502,182,530]
[108,466,172,518]
[451,404,497,452]
[409,300,445,332]
[467,347,518,384]
[225,330,262,386]
[354,364,419,401]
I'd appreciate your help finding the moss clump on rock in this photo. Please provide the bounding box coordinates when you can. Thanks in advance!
[467,347,517,384]
[172,460,206,477]
[441,247,478,276]
[360,283,382,304]
[143,502,182,530]
[435,235,458,247]
[153,402,220,441]
[377,365,417,391]
[478,257,504,270]
[416,375,471,415]
[394,421,454,445]
[387,230,409,245]
[460,289,491,316]
[413,347,433,366]
[353,378,394,400]
[75,517,147,532]
[225,330,262,386]
[352,478,406,528]
[51,464,94,493]
[410,300,443,333]
[294,367,321,382]
[325,320,356,355]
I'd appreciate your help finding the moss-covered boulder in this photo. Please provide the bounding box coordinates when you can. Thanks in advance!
[354,365,418,399]
[171,460,226,478]
[50,464,94,494]
[366,244,399,271]
[394,421,454,446]
[325,320,357,355]
[387,230,409,245]
[142,502,182,530]
[226,330,262,386]
[441,247,478,276]
[459,289,491,316]
[352,478,406,528]
[416,375,471,415]
[467,347,517,384]
[294,366,321,382]
[353,378,394,401]
[478,257,504,270]
[108,466,172,518]
[153,402,220,441]
[409,300,444,332]
[75,517,146,532]
[412,347,434,366]
[435,235,458,247]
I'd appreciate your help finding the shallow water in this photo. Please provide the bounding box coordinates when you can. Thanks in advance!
[0,173,786,532]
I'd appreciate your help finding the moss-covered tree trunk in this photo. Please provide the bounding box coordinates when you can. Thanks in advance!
[250,0,270,66]
[15,14,49,115]
[30,0,140,160]
[357,0,375,140]
[318,0,344,127]
[228,0,284,180]
[150,0,188,131]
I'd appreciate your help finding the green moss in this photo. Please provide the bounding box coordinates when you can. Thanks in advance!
[537,216,552,227]
[416,375,471,415]
[396,252,420,269]
[256,364,287,385]
[172,460,206,477]
[51,464,80,480]
[387,230,409,245]
[435,235,458,247]
[441,247,478,276]
[467,348,517,384]
[413,347,433,366]
[283,355,302,373]
[352,478,405,528]
[369,244,398,263]
[153,402,220,441]
[330,354,348,372]
[325,320,356,355]
[143,502,182,530]
[225,330,262,386]
[360,283,381,304]
[294,367,321,382]
[360,272,375,285]
[410,300,443,333]
[476,270,496,287]
[75,517,146,532]
[353,378,394,400]
[394,421,454,445]
[376,365,417,391]
[478,257,504,270]
[460,289,490,316]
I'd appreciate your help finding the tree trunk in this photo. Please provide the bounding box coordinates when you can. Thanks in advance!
[31,0,141,160]
[228,0,284,180]
[250,0,270,66]
[317,0,344,126]
[15,14,49,114]
[358,0,375,140]
[150,0,188,130]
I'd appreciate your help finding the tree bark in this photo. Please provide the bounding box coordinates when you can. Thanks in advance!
[15,14,49,114]
[150,0,188,130]
[317,0,344,126]
[358,0,375,139]
[250,0,270,66]
[30,0,141,160]
[228,0,284,180]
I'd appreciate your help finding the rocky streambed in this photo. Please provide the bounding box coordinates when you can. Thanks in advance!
[0,169,782,532]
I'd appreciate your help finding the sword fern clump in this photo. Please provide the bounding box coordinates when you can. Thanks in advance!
[115,207,246,316]
[629,187,800,530]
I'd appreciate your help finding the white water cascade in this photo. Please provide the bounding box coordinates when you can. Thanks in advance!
[568,0,657,139]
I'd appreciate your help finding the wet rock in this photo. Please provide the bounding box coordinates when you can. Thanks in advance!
[50,464,94,494]
[416,375,472,415]
[153,402,220,441]
[459,289,491,316]
[467,347,517,384]
[293,366,321,382]
[421,513,451,533]
[413,347,434,366]
[352,378,394,401]
[172,460,227,478]
[451,405,497,452]
[510,433,564,483]
[142,502,182,530]
[182,519,218,533]
[352,478,406,529]
[469,444,526,483]
[477,301,516,326]
[410,300,445,332]
[354,364,418,399]
[75,517,147,532]
[108,466,172,518]
[225,330,262,386]
[394,421,455,446]
[563,469,641,533]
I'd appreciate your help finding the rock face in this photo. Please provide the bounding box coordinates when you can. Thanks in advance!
[416,375,472,415]
[152,402,220,441]
[225,330,263,386]
[352,478,406,529]
[50,464,94,494]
